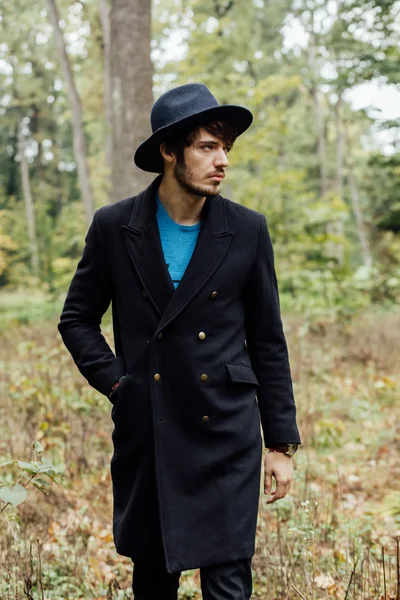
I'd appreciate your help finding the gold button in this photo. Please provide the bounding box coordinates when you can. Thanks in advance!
[142,289,148,297]
[157,332,164,340]
[202,415,210,423]
[200,374,208,382]
[198,332,206,340]
[153,373,161,381]
[210,291,218,299]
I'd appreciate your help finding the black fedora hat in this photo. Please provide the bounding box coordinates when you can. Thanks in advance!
[134,83,253,173]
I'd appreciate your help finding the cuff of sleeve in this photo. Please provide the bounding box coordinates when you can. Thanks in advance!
[98,356,126,397]
[108,374,126,398]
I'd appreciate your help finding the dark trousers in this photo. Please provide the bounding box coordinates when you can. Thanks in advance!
[131,557,253,600]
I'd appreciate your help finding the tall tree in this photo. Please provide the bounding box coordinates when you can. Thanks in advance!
[308,33,328,199]
[18,118,39,275]
[47,0,95,224]
[99,0,113,176]
[110,0,154,200]
[346,134,372,268]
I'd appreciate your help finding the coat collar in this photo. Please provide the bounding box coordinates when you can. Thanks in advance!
[120,175,233,333]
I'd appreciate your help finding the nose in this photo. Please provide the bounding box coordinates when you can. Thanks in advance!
[214,147,229,169]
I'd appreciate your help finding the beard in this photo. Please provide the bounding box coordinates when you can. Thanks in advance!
[173,155,220,197]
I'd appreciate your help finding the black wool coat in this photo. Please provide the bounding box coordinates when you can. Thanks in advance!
[58,174,301,573]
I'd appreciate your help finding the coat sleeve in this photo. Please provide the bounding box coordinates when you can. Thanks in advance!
[243,214,301,447]
[58,208,126,398]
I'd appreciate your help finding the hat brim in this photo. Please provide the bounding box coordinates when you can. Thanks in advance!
[134,104,253,173]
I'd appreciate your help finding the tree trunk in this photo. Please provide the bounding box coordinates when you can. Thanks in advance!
[99,0,113,179]
[308,37,327,198]
[346,134,372,268]
[309,36,342,264]
[335,96,344,199]
[19,118,39,276]
[278,144,289,246]
[332,95,345,265]
[111,0,154,201]
[47,0,95,225]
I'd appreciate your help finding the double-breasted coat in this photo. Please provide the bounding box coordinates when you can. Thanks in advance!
[58,174,301,573]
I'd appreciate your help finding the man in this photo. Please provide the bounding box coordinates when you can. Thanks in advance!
[58,83,301,600]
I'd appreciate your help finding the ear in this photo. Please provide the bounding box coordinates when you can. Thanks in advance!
[159,142,175,165]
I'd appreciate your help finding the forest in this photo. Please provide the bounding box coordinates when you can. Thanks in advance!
[0,0,399,598]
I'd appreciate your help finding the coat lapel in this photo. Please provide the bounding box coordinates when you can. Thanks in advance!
[121,175,175,318]
[121,175,233,331]
[157,197,232,334]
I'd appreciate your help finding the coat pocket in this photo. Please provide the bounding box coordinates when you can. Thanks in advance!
[109,373,129,405]
[224,363,260,387]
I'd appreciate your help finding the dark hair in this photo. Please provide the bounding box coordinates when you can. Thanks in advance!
[161,119,238,167]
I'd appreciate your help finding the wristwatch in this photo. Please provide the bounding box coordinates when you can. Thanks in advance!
[266,443,299,457]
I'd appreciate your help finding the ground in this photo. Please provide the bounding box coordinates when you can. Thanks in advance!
[0,301,399,599]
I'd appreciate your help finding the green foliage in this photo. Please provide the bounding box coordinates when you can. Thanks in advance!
[0,0,399,318]
[0,211,16,279]
[0,440,64,513]
[367,153,400,232]
[0,484,27,507]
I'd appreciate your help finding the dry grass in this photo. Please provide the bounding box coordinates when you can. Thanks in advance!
[0,309,399,599]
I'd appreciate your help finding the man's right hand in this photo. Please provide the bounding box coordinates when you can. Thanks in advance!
[264,451,294,504]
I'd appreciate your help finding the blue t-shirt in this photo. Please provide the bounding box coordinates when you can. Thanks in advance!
[156,192,202,289]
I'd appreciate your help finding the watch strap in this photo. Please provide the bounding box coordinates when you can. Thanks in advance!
[266,443,299,456]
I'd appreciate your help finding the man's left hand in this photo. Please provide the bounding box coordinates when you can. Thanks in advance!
[264,451,294,504]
